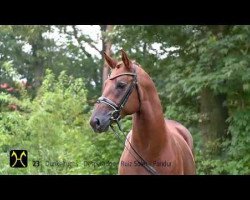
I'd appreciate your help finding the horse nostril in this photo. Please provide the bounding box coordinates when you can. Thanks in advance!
[95,117,100,126]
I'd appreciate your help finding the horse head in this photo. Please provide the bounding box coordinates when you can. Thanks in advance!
[90,50,141,133]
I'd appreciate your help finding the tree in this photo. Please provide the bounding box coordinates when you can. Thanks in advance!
[111,25,250,174]
[101,25,113,89]
[188,26,230,146]
[0,25,103,101]
[1,25,249,174]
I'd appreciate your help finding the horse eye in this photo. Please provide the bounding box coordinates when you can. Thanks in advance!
[116,82,127,89]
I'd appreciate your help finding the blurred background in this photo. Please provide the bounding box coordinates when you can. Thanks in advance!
[0,25,249,174]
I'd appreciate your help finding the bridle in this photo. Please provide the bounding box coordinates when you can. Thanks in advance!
[96,64,159,175]
[97,66,141,123]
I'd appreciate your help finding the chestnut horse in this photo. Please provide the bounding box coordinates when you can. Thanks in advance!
[90,50,196,175]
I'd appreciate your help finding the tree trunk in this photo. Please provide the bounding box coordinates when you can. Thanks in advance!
[101,25,113,90]
[33,60,44,89]
[199,25,230,152]
[31,31,45,90]
[200,87,229,144]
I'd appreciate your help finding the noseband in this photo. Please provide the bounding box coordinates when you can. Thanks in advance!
[97,65,141,123]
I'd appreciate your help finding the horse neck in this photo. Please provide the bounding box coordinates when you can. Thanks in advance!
[131,69,168,156]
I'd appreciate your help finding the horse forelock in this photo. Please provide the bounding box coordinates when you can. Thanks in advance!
[115,61,123,68]
[115,60,139,69]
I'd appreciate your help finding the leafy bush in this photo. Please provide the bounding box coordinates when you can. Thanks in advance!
[0,70,124,174]
[195,109,250,175]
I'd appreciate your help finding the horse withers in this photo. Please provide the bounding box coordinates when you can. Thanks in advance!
[90,50,196,175]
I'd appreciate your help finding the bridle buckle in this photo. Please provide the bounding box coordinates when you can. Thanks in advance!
[110,110,121,122]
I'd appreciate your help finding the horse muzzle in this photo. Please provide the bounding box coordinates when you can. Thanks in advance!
[89,113,111,133]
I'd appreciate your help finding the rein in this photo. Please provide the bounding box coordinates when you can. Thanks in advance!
[96,64,159,175]
[110,120,158,175]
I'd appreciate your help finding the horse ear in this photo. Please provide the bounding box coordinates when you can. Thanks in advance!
[121,49,132,70]
[103,52,117,69]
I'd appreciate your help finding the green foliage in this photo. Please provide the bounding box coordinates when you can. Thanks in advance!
[0,25,102,101]
[1,25,250,175]
[111,25,250,174]
[0,70,123,174]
